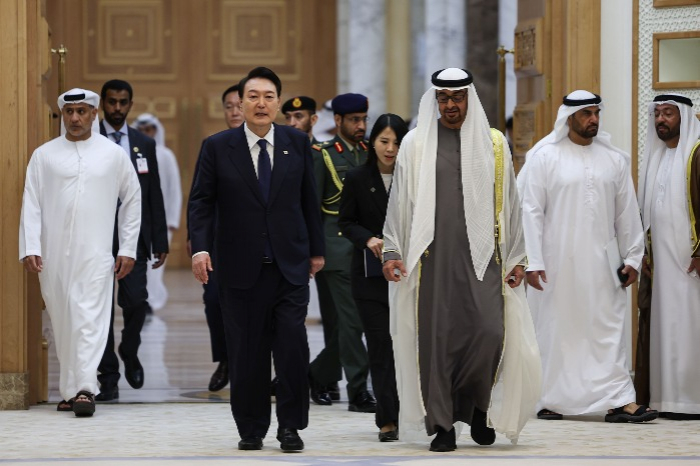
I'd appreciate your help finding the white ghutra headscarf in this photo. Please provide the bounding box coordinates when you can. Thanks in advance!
[409,68,496,280]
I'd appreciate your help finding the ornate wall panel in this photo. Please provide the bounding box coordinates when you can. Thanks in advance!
[206,0,302,81]
[514,18,543,76]
[637,0,700,164]
[83,0,176,80]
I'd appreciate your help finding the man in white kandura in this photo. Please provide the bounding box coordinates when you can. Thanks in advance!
[134,113,182,312]
[521,90,657,423]
[19,88,141,417]
[638,94,700,420]
[382,68,541,451]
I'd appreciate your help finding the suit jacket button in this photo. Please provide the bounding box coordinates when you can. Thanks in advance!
[337,232,343,236]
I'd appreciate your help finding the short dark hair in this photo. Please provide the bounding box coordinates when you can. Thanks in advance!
[238,67,282,98]
[101,79,133,101]
[366,113,409,167]
[222,84,240,103]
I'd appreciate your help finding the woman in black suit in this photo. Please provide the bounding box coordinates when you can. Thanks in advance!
[339,113,409,442]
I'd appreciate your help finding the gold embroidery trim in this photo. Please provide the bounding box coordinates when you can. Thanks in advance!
[687,140,700,253]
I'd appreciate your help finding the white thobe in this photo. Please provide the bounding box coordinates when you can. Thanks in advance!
[19,134,141,401]
[146,145,181,311]
[649,147,700,413]
[522,138,644,414]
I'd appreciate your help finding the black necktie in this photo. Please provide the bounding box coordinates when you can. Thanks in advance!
[257,139,274,262]
[112,132,122,145]
[257,139,272,202]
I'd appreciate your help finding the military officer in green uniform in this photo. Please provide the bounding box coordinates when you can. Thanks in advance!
[282,96,319,145]
[309,93,376,413]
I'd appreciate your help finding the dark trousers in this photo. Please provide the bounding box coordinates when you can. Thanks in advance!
[98,250,150,388]
[309,272,342,385]
[356,298,399,428]
[203,270,227,362]
[219,262,310,440]
[310,269,368,401]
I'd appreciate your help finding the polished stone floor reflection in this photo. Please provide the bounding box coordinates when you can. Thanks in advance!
[46,269,330,404]
[1,269,695,464]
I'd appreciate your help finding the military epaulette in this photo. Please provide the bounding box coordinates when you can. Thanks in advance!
[358,140,368,151]
[334,141,344,153]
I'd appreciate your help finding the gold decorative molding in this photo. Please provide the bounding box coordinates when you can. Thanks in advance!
[130,97,178,119]
[82,0,176,81]
[514,18,544,76]
[206,0,302,81]
[653,0,700,7]
[513,101,545,158]
[652,30,700,89]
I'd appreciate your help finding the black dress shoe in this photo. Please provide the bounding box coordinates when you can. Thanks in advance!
[238,437,263,450]
[95,385,119,402]
[118,347,144,389]
[470,408,495,445]
[309,374,332,406]
[327,382,340,401]
[277,427,304,452]
[208,361,229,392]
[378,429,399,442]
[349,390,376,413]
[429,426,456,452]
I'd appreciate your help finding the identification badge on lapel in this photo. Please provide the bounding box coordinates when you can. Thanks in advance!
[136,157,149,174]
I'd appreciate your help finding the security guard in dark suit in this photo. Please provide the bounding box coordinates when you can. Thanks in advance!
[309,93,375,413]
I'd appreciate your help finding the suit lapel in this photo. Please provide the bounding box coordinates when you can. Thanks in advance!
[227,127,266,206]
[268,124,290,206]
[368,164,388,217]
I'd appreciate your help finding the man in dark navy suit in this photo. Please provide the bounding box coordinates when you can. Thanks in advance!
[189,67,325,452]
[96,79,169,401]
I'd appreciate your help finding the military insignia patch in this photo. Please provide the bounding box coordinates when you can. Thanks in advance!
[359,141,368,151]
[334,141,344,153]
[293,97,302,108]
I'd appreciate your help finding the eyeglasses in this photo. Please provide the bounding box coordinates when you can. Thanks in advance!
[436,92,467,104]
[345,116,370,124]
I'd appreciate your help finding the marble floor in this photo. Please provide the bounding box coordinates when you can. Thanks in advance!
[3,269,700,465]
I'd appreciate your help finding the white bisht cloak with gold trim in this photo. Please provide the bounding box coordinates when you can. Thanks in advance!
[383,84,541,444]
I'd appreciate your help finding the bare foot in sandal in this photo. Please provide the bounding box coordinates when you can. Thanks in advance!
[72,391,96,417]
[605,402,658,423]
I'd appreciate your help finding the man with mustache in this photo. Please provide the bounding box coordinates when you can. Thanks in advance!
[309,94,375,412]
[520,90,657,423]
[637,94,700,420]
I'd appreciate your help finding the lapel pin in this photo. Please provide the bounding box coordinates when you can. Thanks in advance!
[283,150,288,155]
[133,147,139,152]
[370,187,376,192]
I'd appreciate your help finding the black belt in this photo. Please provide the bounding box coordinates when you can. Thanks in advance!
[262,256,273,264]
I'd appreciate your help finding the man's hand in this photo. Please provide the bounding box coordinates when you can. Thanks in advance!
[383,259,407,282]
[115,256,136,280]
[620,264,638,288]
[366,237,384,259]
[505,265,525,288]
[152,252,168,269]
[642,255,652,278]
[526,270,547,291]
[23,255,43,273]
[192,253,213,284]
[309,256,325,278]
[687,257,700,276]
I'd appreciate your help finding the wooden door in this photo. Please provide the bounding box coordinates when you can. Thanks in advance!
[46,0,337,267]
[513,0,601,171]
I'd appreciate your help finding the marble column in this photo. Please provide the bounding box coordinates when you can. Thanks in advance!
[424,0,467,86]
[337,0,387,121]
